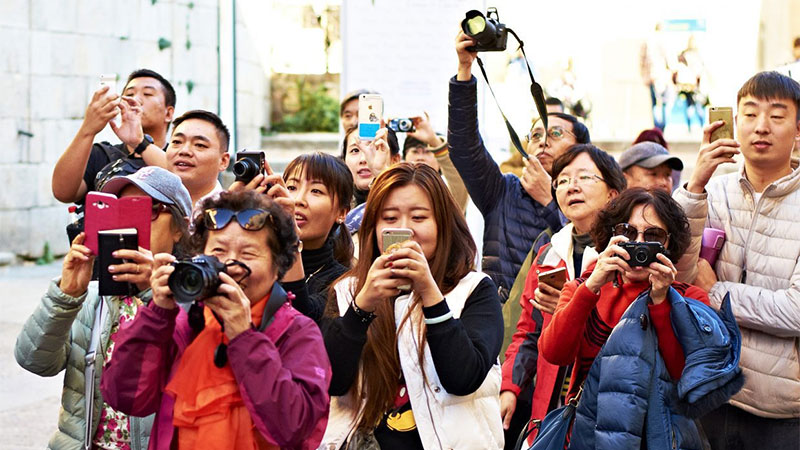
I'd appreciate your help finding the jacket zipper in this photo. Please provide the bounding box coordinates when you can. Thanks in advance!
[672,428,677,449]
[739,180,771,284]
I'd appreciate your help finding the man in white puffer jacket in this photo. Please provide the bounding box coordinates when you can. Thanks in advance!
[674,71,800,450]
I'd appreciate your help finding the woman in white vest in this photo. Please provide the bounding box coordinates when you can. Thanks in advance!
[320,162,504,450]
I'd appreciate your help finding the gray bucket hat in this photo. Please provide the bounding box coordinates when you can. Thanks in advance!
[102,166,192,218]
[618,142,684,171]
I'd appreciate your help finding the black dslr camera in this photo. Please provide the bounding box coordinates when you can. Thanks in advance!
[168,255,228,304]
[461,8,508,52]
[388,118,415,133]
[233,150,266,184]
[620,242,665,267]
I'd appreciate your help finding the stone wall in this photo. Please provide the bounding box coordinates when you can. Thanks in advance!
[0,0,269,258]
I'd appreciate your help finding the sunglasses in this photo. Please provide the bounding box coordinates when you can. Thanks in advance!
[151,202,172,221]
[203,208,272,231]
[612,223,669,245]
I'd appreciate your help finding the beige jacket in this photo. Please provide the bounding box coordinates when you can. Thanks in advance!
[674,160,800,419]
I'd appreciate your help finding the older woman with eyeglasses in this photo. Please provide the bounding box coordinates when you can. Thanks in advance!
[501,145,626,438]
[537,189,745,449]
[99,190,332,450]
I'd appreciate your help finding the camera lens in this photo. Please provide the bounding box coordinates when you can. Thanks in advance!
[399,119,413,132]
[181,269,203,293]
[168,256,225,304]
[634,249,649,264]
[233,158,258,181]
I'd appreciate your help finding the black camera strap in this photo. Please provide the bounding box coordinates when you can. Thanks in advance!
[212,282,289,368]
[475,29,548,160]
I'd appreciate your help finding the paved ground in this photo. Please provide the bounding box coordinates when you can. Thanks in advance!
[0,260,64,450]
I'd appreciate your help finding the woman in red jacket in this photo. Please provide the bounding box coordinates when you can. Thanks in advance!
[501,144,626,434]
[540,188,709,402]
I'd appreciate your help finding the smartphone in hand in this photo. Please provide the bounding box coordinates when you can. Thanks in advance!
[381,227,413,291]
[537,267,567,290]
[98,228,138,296]
[708,107,734,142]
[358,94,383,141]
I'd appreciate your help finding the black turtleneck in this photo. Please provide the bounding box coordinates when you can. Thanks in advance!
[281,237,348,324]
[353,187,369,207]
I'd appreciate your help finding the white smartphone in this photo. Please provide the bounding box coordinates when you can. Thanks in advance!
[99,73,120,125]
[358,94,383,141]
[99,73,118,98]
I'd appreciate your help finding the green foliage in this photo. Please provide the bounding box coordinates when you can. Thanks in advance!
[158,37,172,51]
[272,81,338,132]
[186,80,195,94]
[35,242,54,265]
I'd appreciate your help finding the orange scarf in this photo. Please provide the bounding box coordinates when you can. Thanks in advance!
[166,292,278,450]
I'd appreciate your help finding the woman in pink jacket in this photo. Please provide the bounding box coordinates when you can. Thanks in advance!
[100,190,331,450]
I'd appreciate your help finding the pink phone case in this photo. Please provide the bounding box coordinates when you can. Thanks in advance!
[84,192,152,254]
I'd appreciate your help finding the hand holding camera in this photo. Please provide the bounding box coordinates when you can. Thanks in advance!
[60,232,96,298]
[406,112,442,147]
[455,31,478,81]
[151,253,179,310]
[643,252,676,305]
[585,235,634,294]
[203,271,253,340]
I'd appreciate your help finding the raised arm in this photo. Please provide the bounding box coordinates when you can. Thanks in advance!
[52,86,119,203]
[447,32,507,216]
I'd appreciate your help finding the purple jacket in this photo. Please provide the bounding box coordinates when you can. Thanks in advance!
[99,300,331,450]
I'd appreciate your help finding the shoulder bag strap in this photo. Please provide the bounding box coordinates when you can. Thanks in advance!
[84,296,107,450]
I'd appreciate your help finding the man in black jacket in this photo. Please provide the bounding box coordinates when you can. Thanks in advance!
[448,31,589,302]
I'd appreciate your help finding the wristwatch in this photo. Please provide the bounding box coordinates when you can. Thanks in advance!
[133,134,154,155]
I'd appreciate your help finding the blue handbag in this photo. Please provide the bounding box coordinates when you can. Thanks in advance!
[513,388,582,450]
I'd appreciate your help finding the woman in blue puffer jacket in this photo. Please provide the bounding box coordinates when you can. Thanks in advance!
[558,189,745,450]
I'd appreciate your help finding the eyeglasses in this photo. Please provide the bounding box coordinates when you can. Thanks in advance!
[612,223,669,245]
[527,126,576,144]
[203,208,272,231]
[151,202,172,221]
[552,173,605,191]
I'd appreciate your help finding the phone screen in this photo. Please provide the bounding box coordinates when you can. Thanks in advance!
[358,94,383,141]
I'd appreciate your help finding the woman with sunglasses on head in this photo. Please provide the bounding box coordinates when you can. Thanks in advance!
[15,167,191,450]
[539,189,743,449]
[320,163,504,450]
[99,190,331,450]
[500,145,625,439]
